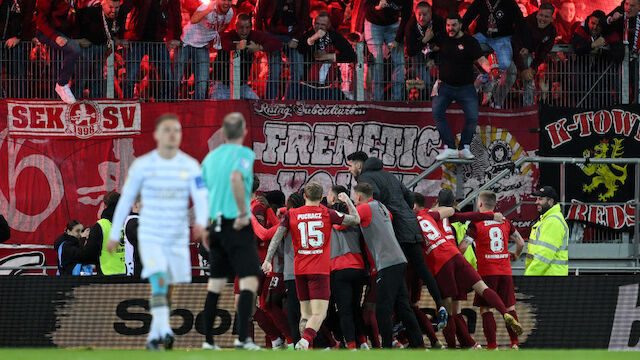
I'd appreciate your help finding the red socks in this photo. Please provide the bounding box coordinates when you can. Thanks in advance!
[411,305,439,345]
[482,312,498,349]
[443,317,457,348]
[455,313,476,348]
[481,288,508,314]
[507,310,519,346]
[302,328,317,347]
[253,308,281,341]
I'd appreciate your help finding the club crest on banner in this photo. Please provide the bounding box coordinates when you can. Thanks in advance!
[442,126,537,206]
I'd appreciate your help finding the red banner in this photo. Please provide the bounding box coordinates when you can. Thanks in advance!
[0,100,540,272]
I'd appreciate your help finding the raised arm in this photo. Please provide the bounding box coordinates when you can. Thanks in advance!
[509,230,525,261]
[261,226,289,273]
[337,192,361,226]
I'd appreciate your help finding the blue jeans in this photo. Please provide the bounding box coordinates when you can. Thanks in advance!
[36,31,81,86]
[175,45,210,99]
[123,42,174,100]
[473,33,513,70]
[266,33,303,100]
[432,82,478,149]
[1,42,27,97]
[364,20,404,101]
[75,45,106,98]
[210,82,259,100]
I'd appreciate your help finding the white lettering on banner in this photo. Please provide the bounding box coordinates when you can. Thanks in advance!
[0,129,64,232]
[608,283,640,350]
[253,121,442,169]
[7,100,141,139]
[545,109,640,148]
[253,102,367,120]
[77,139,136,218]
[567,200,636,229]
[256,170,441,201]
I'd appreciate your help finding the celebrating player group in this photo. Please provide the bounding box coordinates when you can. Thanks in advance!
[109,113,524,351]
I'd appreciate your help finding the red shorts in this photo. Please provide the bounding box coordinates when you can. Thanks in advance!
[435,254,482,299]
[295,274,330,301]
[473,275,516,308]
[233,276,239,295]
[259,274,285,308]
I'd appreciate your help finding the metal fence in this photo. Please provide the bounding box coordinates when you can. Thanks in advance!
[0,40,633,106]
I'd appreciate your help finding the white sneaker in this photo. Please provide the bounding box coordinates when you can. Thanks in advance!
[436,148,459,160]
[295,339,310,350]
[459,147,475,159]
[271,337,287,350]
[471,343,483,350]
[234,338,261,350]
[55,84,76,104]
[202,342,221,350]
[360,342,371,350]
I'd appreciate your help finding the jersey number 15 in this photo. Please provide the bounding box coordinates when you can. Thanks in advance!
[298,221,324,248]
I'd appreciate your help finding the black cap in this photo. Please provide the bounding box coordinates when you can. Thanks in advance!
[532,186,559,202]
[437,188,455,207]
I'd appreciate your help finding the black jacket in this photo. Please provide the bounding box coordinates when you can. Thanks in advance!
[53,233,84,275]
[356,157,422,244]
[82,203,116,273]
[404,13,445,57]
[0,215,9,243]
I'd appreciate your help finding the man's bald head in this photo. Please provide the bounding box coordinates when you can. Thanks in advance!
[223,112,247,140]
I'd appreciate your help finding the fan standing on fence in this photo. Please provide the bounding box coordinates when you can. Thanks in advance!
[35,0,82,104]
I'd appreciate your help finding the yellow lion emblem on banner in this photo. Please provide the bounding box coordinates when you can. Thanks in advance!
[580,138,628,201]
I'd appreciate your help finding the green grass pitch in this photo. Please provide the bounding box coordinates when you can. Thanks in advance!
[1,349,638,360]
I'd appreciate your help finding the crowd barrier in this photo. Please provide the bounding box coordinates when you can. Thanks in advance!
[0,41,629,108]
[0,276,638,349]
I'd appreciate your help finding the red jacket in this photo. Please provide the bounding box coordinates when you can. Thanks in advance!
[255,0,310,39]
[35,0,74,40]
[124,0,181,41]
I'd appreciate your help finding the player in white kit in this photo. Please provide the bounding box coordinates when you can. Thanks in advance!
[108,114,209,350]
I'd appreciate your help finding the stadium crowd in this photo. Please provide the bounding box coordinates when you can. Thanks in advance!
[0,0,634,104]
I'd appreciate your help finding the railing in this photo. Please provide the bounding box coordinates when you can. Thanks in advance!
[0,41,633,106]
[407,156,640,269]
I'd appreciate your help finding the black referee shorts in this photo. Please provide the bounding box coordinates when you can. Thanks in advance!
[209,218,262,279]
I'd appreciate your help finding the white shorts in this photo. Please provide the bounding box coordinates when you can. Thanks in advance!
[138,241,192,284]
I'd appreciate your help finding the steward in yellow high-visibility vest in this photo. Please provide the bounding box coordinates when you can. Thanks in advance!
[452,221,477,269]
[83,191,125,275]
[525,186,568,276]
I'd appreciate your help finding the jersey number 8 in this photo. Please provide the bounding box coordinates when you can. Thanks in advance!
[489,227,504,253]
[298,221,324,248]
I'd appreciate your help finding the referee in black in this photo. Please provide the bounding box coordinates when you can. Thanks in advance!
[200,113,262,350]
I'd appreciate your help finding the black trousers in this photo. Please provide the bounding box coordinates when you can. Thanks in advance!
[376,263,424,348]
[330,268,367,344]
[284,279,301,343]
[400,242,443,308]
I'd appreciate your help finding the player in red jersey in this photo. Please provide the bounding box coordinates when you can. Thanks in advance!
[460,191,525,350]
[433,188,504,349]
[416,208,523,348]
[261,182,361,350]
[250,188,294,349]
